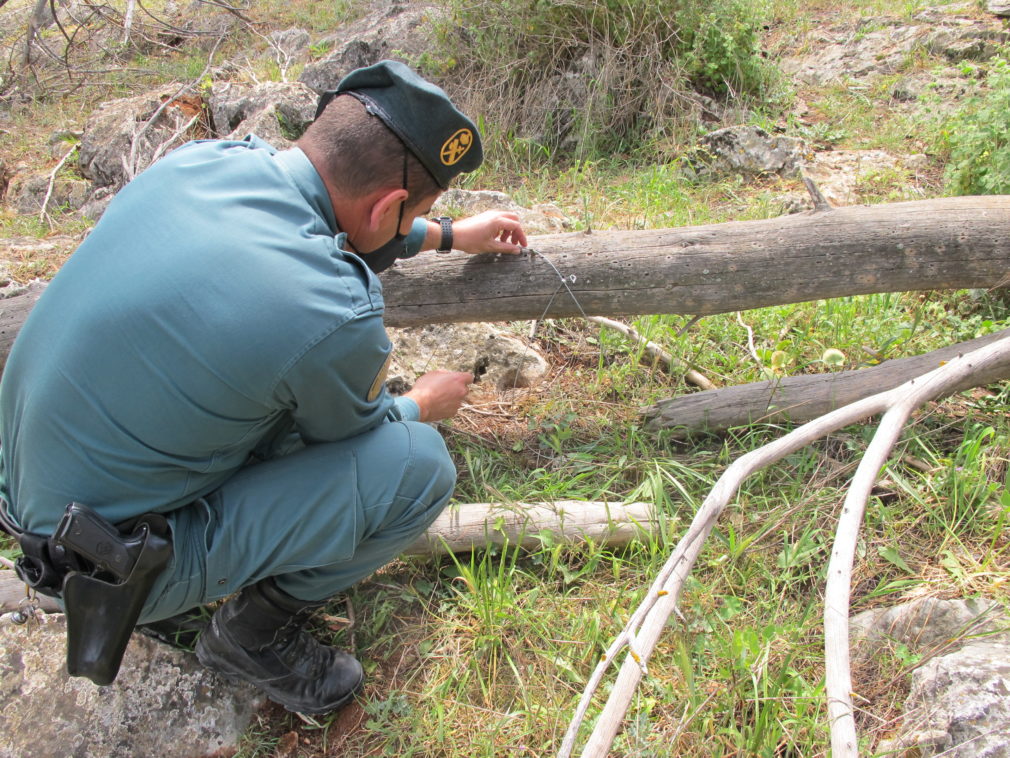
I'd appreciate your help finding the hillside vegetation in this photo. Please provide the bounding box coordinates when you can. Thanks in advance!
[1,1,1009,756]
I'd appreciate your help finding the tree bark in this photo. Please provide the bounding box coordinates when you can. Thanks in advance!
[380,196,1010,327]
[1,197,1007,353]
[404,500,656,557]
[643,326,1010,433]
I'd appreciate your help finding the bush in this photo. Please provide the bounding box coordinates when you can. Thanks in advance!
[942,57,1010,195]
[431,0,778,167]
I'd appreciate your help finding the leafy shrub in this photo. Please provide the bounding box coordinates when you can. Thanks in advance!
[942,57,1010,195]
[431,0,778,166]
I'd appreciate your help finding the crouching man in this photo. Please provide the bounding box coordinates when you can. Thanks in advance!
[0,60,526,714]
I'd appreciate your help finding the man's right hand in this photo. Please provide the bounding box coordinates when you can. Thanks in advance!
[403,370,473,422]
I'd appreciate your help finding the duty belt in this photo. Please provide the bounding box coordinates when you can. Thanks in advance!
[1,499,172,685]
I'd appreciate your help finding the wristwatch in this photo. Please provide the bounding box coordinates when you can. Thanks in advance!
[435,216,453,254]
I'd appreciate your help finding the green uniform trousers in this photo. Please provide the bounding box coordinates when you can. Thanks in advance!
[138,419,454,622]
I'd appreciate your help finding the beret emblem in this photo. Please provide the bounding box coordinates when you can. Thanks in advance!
[440,128,474,166]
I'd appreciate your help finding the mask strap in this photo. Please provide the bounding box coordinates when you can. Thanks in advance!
[396,146,408,234]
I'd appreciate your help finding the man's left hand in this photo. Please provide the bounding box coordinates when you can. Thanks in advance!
[452,211,528,255]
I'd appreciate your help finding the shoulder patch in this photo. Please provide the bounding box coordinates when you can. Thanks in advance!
[367,352,393,402]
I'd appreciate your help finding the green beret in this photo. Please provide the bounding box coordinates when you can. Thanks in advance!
[314,60,483,189]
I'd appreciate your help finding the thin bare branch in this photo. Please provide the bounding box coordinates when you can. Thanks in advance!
[38,143,79,226]
[823,335,1010,755]
[123,0,136,43]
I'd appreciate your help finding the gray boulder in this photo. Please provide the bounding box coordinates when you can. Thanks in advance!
[77,86,204,193]
[852,596,1008,651]
[298,0,439,93]
[781,10,1008,86]
[924,27,1010,62]
[387,322,548,392]
[208,80,318,143]
[0,613,265,758]
[898,640,1010,757]
[990,0,1010,17]
[781,19,923,86]
[7,173,89,216]
[688,126,808,179]
[268,27,311,65]
[853,598,1010,757]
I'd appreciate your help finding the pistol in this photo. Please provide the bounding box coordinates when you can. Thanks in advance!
[53,502,147,582]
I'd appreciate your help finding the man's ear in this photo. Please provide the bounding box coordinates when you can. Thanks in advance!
[367,188,409,231]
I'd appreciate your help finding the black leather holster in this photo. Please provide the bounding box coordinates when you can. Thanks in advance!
[5,501,173,686]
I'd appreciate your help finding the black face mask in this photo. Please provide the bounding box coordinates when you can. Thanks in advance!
[358,146,409,275]
[360,230,408,274]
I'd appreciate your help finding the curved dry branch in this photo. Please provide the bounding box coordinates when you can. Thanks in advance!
[822,335,1010,754]
[559,334,1010,758]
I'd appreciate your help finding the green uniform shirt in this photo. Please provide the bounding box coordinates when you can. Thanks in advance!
[0,136,423,534]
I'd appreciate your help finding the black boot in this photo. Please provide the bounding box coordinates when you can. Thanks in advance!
[195,578,363,714]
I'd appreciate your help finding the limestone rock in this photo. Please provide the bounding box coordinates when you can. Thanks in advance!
[801,149,905,207]
[268,27,311,64]
[781,11,1007,86]
[431,189,571,235]
[775,149,933,212]
[689,126,808,179]
[0,614,266,758]
[208,81,317,143]
[990,0,1010,17]
[881,640,1010,757]
[7,173,89,216]
[924,27,1009,62]
[851,597,1008,653]
[781,19,923,86]
[387,322,548,392]
[77,86,206,193]
[853,598,1010,757]
[298,0,438,93]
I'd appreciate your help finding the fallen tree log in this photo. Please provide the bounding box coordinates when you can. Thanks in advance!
[381,196,1010,326]
[404,500,656,556]
[643,326,1010,433]
[1,197,1007,355]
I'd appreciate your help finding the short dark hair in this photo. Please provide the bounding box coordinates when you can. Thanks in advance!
[299,95,441,202]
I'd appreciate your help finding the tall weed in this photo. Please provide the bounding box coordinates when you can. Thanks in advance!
[942,57,1010,195]
[431,0,779,165]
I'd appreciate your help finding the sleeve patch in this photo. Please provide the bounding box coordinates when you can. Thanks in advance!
[367,352,393,402]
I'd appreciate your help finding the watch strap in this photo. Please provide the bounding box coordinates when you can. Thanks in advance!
[435,216,453,253]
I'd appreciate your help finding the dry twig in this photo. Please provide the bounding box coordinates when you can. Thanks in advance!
[38,143,79,226]
[588,316,716,390]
